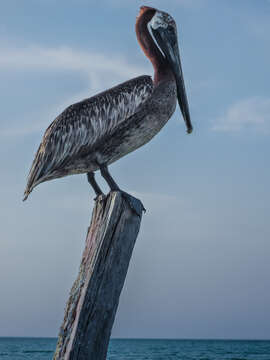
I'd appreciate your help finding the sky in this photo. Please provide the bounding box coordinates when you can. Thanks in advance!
[0,0,270,339]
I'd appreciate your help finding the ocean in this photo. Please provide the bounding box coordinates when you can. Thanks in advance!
[0,338,269,360]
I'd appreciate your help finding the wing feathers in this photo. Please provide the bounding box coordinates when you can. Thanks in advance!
[23,75,153,200]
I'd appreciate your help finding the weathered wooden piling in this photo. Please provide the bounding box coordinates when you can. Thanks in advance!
[53,191,144,360]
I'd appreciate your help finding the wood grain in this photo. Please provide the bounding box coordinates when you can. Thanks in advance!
[54,191,144,360]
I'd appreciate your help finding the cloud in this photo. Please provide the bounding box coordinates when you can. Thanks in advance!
[0,45,147,77]
[0,45,150,137]
[244,12,270,41]
[106,0,205,9]
[212,97,270,133]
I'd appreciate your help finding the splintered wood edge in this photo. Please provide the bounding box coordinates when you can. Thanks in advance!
[54,191,143,360]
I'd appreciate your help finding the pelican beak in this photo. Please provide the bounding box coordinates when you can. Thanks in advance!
[152,26,192,134]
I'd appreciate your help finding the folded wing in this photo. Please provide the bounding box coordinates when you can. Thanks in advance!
[24,75,153,200]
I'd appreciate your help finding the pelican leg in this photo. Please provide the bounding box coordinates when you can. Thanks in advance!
[87,172,104,197]
[100,164,145,215]
[100,164,120,191]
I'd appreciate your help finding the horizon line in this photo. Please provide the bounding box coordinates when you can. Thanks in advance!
[0,336,269,341]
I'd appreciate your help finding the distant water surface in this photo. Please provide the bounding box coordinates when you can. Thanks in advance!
[0,337,269,360]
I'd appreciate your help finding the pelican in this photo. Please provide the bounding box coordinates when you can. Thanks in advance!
[23,6,192,201]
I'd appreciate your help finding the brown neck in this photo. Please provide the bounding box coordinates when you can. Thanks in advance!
[135,7,173,84]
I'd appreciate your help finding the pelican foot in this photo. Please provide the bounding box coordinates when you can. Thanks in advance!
[116,190,146,217]
[94,193,106,202]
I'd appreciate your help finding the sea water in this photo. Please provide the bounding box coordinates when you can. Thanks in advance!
[0,337,269,360]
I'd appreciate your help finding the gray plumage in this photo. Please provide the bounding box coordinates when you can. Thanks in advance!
[24,6,192,200]
[23,75,176,200]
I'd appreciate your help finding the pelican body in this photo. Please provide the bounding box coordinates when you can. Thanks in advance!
[24,6,192,200]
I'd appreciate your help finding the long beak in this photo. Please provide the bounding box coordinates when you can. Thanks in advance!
[152,28,193,134]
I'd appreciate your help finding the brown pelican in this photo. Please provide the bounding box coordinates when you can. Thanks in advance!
[23,6,192,201]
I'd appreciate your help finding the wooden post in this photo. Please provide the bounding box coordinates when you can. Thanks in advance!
[54,191,144,360]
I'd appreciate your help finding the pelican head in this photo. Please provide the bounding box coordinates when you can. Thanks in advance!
[148,9,192,134]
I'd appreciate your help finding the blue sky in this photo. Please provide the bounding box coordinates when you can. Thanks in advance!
[0,0,269,339]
